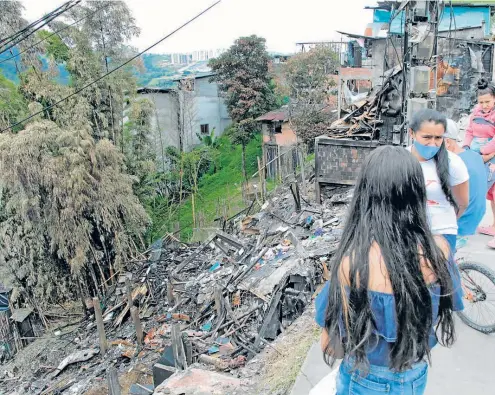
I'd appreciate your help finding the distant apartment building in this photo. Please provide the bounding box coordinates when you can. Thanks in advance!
[191,49,225,62]
[169,49,225,64]
[171,53,192,65]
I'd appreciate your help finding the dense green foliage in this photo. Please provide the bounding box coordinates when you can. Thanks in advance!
[0,73,27,132]
[146,133,262,242]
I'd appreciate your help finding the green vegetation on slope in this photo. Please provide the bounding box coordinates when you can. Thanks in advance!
[147,134,263,242]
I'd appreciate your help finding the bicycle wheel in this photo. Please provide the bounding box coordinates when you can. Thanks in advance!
[456,262,495,334]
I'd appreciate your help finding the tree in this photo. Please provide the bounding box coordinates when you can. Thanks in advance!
[123,98,156,201]
[0,73,28,132]
[209,35,276,181]
[282,46,339,147]
[37,30,70,63]
[60,0,140,145]
[0,120,149,307]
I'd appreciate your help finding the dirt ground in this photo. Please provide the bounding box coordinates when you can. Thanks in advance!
[241,303,321,395]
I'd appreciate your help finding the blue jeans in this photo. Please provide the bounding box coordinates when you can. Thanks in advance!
[337,360,428,394]
[442,234,457,255]
[471,137,495,189]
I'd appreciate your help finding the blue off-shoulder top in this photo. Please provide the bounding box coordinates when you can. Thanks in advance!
[315,257,464,367]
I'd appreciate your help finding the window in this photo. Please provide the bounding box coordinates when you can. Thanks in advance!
[200,124,209,135]
[271,122,282,134]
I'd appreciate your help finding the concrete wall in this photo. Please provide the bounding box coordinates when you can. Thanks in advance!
[314,137,379,202]
[140,92,179,169]
[184,77,231,150]
[262,122,297,147]
[138,78,231,160]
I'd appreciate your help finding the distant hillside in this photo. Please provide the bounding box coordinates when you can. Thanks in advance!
[0,51,212,89]
[0,49,70,85]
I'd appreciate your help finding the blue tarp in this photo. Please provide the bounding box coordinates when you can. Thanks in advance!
[389,6,491,36]
[0,293,9,312]
[373,9,392,23]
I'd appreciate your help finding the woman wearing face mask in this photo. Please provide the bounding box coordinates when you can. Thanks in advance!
[462,78,495,248]
[408,109,469,254]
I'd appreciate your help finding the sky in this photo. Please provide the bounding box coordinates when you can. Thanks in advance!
[19,0,374,54]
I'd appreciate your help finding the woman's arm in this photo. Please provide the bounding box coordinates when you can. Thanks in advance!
[482,152,495,163]
[320,328,345,358]
[480,138,495,155]
[452,180,469,218]
[320,329,331,353]
[462,115,475,148]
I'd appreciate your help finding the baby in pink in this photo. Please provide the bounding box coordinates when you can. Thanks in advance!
[462,104,495,155]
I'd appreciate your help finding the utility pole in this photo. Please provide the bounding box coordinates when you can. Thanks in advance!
[401,0,440,144]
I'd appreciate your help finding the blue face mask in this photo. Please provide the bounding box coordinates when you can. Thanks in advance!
[413,140,440,160]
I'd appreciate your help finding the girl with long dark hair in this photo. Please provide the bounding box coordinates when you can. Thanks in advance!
[462,78,495,249]
[408,109,469,253]
[315,146,464,394]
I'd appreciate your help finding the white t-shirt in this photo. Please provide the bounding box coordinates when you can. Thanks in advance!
[407,147,469,235]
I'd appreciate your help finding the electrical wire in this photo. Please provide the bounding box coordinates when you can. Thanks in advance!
[0,2,80,55]
[0,2,110,65]
[0,2,79,57]
[0,0,222,133]
[0,1,74,45]
[0,0,81,56]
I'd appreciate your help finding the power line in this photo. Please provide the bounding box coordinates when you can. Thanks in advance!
[0,2,110,65]
[0,1,74,45]
[0,1,222,134]
[0,1,80,55]
[0,1,81,56]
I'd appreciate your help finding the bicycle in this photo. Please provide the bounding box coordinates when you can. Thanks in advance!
[455,255,495,334]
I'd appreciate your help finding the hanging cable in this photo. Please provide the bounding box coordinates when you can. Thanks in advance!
[0,0,222,133]
[0,0,75,45]
[0,0,81,56]
[0,2,109,65]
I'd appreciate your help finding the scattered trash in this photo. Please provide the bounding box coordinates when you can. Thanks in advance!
[1,170,350,395]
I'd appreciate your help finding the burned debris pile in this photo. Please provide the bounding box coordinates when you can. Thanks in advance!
[326,66,403,140]
[0,180,352,395]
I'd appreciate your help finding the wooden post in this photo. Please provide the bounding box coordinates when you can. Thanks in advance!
[130,306,143,346]
[167,281,175,306]
[171,324,187,370]
[88,264,103,299]
[107,367,121,395]
[214,287,223,316]
[262,153,267,198]
[299,144,307,196]
[174,222,180,241]
[192,193,196,228]
[257,157,264,203]
[93,297,107,354]
[125,279,133,309]
[277,145,282,183]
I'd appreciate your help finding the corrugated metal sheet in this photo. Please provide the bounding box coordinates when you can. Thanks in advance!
[10,308,32,323]
[256,108,289,122]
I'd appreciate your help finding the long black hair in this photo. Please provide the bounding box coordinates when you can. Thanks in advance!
[323,146,455,371]
[477,77,495,97]
[410,109,458,212]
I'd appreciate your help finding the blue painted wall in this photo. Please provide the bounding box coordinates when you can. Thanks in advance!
[387,6,491,36]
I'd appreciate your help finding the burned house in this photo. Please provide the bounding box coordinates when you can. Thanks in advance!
[314,1,495,200]
[0,284,40,362]
[351,1,495,120]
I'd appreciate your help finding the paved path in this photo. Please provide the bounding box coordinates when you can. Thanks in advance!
[291,202,495,395]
